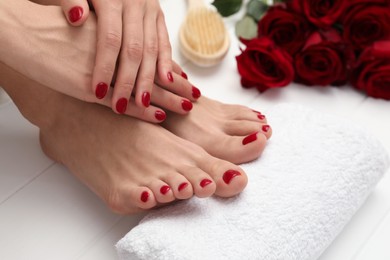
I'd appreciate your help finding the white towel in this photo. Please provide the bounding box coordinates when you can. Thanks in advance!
[116,103,389,260]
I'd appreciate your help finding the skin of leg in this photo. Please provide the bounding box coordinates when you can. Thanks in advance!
[0,61,248,214]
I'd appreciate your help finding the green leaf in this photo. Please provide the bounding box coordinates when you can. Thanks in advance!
[212,0,243,17]
[246,0,269,21]
[235,15,258,40]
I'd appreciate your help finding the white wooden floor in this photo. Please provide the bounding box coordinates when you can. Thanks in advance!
[1,0,390,259]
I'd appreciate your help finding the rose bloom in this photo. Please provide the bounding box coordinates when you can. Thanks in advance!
[258,4,312,55]
[342,2,390,51]
[294,30,353,86]
[287,0,348,28]
[351,41,390,100]
[236,37,294,92]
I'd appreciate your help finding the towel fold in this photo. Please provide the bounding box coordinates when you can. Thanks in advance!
[116,103,389,260]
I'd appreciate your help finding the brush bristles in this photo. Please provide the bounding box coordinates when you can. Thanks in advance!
[184,8,226,55]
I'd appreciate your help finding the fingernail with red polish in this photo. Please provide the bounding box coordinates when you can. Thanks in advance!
[95,82,108,99]
[181,99,193,111]
[242,132,258,145]
[192,86,201,99]
[181,71,188,80]
[258,114,266,120]
[167,72,174,82]
[262,125,270,132]
[68,6,83,23]
[200,179,212,188]
[178,182,188,192]
[142,92,150,107]
[141,191,149,202]
[155,110,166,121]
[223,170,241,184]
[252,110,261,114]
[116,98,128,114]
[160,185,171,195]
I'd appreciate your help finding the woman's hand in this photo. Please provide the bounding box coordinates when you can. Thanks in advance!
[60,0,197,114]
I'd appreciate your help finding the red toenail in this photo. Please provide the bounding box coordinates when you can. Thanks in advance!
[167,72,174,82]
[181,99,193,111]
[252,110,261,114]
[178,182,188,191]
[262,125,270,132]
[155,110,166,121]
[223,170,241,184]
[116,98,128,114]
[200,179,212,188]
[258,114,266,120]
[160,185,171,195]
[242,132,258,145]
[68,6,83,23]
[181,71,188,80]
[192,86,201,99]
[140,191,149,202]
[142,92,151,107]
[95,82,108,99]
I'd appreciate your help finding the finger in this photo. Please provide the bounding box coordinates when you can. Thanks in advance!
[112,0,144,114]
[134,2,159,108]
[155,72,201,102]
[151,84,194,114]
[155,10,174,86]
[61,0,90,26]
[96,88,167,123]
[91,1,123,110]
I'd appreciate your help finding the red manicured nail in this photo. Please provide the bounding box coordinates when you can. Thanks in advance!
[181,99,193,111]
[155,110,166,121]
[178,182,188,192]
[200,179,212,188]
[140,191,149,202]
[167,72,174,82]
[160,185,171,195]
[242,132,258,145]
[262,125,270,132]
[223,170,241,184]
[192,86,201,99]
[95,82,108,99]
[258,114,266,120]
[68,6,83,23]
[181,71,188,80]
[116,98,128,114]
[142,92,150,107]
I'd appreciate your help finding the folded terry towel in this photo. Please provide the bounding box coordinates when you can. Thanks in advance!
[116,103,389,260]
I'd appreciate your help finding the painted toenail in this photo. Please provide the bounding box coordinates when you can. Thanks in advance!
[223,170,241,184]
[116,98,128,114]
[178,182,188,192]
[181,71,188,80]
[242,132,258,145]
[262,125,270,132]
[160,185,171,195]
[192,86,201,99]
[167,72,174,82]
[200,179,212,188]
[155,110,166,121]
[140,191,149,202]
[258,114,266,120]
[142,92,151,107]
[252,110,261,114]
[181,99,193,111]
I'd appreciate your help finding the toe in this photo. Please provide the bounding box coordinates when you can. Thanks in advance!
[148,180,176,204]
[260,124,272,139]
[179,166,216,198]
[223,120,263,136]
[163,172,194,200]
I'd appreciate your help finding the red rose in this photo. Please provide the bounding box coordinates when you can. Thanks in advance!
[287,0,348,28]
[351,41,390,100]
[236,37,294,92]
[294,30,353,86]
[343,3,390,50]
[258,5,312,55]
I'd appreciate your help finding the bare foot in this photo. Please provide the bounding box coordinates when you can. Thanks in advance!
[163,96,272,164]
[1,62,248,215]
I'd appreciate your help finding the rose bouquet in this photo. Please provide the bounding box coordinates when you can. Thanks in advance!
[212,0,390,100]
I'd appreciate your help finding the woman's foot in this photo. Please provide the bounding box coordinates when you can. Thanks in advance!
[163,96,272,164]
